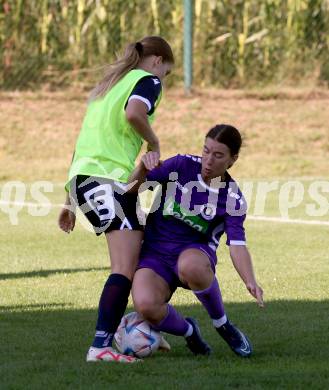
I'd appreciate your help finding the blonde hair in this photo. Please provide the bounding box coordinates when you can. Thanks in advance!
[89,36,174,101]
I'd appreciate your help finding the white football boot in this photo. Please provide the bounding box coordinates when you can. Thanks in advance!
[86,346,141,363]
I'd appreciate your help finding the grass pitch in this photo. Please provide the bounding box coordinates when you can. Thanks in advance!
[1,195,329,389]
[1,88,329,389]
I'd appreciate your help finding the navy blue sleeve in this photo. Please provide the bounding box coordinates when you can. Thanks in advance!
[126,76,162,115]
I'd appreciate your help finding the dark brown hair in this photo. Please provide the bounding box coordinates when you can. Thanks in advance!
[206,124,242,155]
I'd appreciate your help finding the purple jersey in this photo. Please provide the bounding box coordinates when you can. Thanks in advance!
[142,154,247,258]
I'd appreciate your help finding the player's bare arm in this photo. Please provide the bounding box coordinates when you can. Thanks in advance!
[58,192,76,233]
[58,151,76,233]
[127,151,161,192]
[229,245,264,308]
[125,99,160,154]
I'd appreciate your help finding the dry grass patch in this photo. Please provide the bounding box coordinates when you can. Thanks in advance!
[0,87,328,182]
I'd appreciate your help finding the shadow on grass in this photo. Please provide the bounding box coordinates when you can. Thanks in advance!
[0,267,108,280]
[0,303,75,311]
[1,300,329,389]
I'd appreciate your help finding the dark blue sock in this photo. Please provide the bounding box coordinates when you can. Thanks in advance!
[92,273,132,348]
[92,330,113,348]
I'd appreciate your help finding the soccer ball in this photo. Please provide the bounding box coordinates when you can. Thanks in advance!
[114,312,162,358]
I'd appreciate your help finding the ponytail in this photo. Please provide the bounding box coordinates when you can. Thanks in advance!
[89,43,141,101]
[89,36,174,102]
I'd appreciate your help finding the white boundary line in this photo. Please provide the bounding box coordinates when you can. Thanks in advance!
[247,215,329,226]
[0,201,55,207]
[0,178,327,186]
[0,200,328,226]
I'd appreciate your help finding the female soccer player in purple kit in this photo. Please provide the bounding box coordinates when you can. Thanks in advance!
[129,124,264,357]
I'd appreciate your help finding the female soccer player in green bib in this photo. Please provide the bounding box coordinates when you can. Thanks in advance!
[58,36,174,363]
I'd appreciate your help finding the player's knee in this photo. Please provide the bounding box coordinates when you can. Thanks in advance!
[179,259,212,284]
[133,296,158,322]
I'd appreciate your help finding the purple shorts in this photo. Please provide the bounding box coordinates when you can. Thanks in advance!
[137,243,217,292]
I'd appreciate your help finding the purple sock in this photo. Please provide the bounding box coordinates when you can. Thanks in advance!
[151,304,190,336]
[193,277,226,321]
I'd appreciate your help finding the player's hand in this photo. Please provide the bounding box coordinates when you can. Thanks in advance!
[141,151,161,171]
[246,282,264,308]
[58,206,76,233]
[158,335,171,352]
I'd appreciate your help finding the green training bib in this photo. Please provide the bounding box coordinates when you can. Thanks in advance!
[66,69,161,190]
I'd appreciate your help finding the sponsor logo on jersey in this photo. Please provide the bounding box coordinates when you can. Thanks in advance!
[163,197,209,233]
[152,78,161,85]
